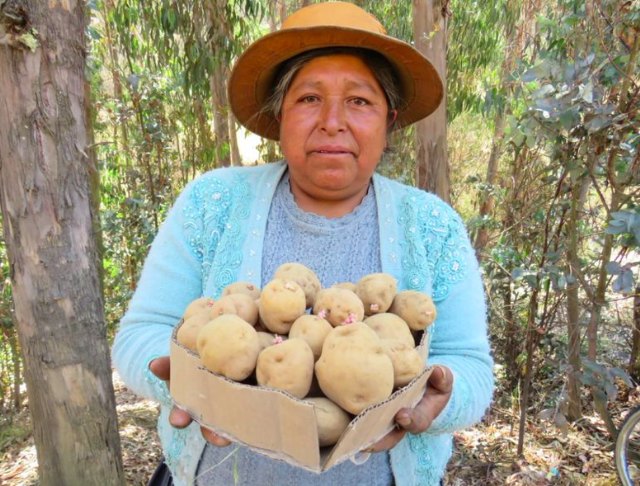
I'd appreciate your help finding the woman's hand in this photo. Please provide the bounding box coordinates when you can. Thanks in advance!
[364,365,453,452]
[149,356,232,447]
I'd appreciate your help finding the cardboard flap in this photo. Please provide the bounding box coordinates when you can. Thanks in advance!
[321,366,432,470]
[170,339,322,470]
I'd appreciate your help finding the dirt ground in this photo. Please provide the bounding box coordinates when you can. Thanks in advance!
[0,371,626,485]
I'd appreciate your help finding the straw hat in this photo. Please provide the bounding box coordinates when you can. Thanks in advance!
[228,1,443,141]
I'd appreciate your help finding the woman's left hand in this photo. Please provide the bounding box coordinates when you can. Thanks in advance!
[365,365,453,452]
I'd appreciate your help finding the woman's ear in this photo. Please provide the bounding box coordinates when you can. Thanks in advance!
[387,109,398,127]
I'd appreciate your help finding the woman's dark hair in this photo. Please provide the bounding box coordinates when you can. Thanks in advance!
[262,47,402,129]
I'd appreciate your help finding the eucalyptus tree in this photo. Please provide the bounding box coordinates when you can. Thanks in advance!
[411,0,450,200]
[0,2,123,484]
[447,0,523,256]
[501,0,639,447]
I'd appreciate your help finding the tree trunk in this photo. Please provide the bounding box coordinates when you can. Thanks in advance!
[588,203,616,360]
[228,113,241,166]
[502,253,519,391]
[518,286,540,456]
[565,179,584,421]
[210,68,231,168]
[413,0,450,201]
[205,0,233,168]
[0,3,124,485]
[474,112,504,258]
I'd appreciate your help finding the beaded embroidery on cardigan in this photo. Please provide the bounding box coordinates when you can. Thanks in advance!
[182,169,469,303]
[397,188,468,300]
[407,433,452,485]
[182,172,252,291]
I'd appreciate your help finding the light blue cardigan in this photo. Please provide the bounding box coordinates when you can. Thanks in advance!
[112,161,494,485]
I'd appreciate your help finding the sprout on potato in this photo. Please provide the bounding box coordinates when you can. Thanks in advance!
[256,331,286,353]
[274,262,321,308]
[222,281,261,300]
[258,278,307,334]
[312,288,364,327]
[183,296,215,320]
[355,273,397,316]
[389,290,437,331]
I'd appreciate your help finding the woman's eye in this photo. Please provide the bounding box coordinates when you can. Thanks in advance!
[350,97,369,106]
[299,95,319,103]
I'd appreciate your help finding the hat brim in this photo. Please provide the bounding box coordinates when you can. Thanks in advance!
[228,26,444,141]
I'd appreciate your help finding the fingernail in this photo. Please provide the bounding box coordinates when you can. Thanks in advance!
[397,415,411,427]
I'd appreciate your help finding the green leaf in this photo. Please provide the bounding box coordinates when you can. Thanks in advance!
[511,267,525,280]
[580,81,594,103]
[559,109,579,130]
[605,261,621,274]
[585,115,611,133]
[534,84,555,98]
[612,268,635,294]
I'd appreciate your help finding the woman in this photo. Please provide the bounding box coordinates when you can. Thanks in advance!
[112,2,494,485]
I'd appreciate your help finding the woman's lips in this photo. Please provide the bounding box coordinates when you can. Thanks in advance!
[311,146,353,155]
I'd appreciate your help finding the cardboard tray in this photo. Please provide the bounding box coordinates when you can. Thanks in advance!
[170,323,431,473]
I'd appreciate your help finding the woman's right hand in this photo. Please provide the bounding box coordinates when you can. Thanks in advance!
[149,356,232,447]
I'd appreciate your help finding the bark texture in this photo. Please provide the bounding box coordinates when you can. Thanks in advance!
[413,0,450,201]
[0,2,124,485]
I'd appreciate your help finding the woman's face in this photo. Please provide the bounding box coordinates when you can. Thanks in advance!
[279,54,390,216]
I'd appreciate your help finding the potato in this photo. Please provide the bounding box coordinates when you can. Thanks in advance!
[305,397,352,447]
[222,281,261,300]
[288,314,333,360]
[258,278,307,334]
[320,320,380,350]
[331,282,357,293]
[210,293,259,326]
[176,310,212,352]
[355,273,397,316]
[389,290,437,331]
[256,338,315,398]
[382,340,424,387]
[312,288,365,327]
[196,315,260,381]
[183,296,215,320]
[364,313,415,348]
[315,323,394,414]
[274,262,321,308]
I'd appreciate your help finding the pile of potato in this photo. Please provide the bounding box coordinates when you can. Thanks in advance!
[175,262,436,447]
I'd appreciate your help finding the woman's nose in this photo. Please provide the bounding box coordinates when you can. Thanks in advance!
[319,99,346,134]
